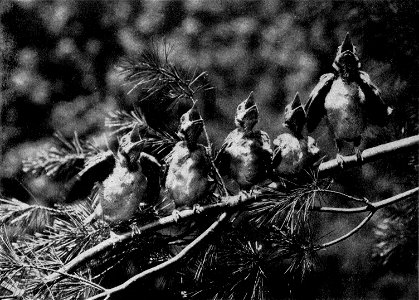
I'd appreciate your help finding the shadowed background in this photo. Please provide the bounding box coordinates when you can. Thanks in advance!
[0,0,417,299]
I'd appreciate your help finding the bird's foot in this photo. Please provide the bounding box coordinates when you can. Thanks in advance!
[192,204,203,214]
[336,153,346,168]
[130,224,141,236]
[171,209,181,222]
[355,148,363,163]
[109,230,123,244]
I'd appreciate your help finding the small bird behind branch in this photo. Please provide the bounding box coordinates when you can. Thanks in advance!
[215,92,272,193]
[305,32,391,166]
[273,93,320,185]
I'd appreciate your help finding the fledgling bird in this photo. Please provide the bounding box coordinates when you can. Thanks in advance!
[163,103,211,213]
[215,92,272,192]
[272,93,320,182]
[305,32,390,166]
[66,130,161,225]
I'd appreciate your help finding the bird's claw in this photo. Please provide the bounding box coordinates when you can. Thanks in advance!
[336,153,345,168]
[131,224,141,236]
[192,204,203,214]
[355,148,363,163]
[172,209,181,222]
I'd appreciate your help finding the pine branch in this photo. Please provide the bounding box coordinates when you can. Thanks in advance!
[119,43,209,100]
[314,187,418,250]
[318,134,419,176]
[44,186,418,284]
[22,132,102,179]
[85,212,228,300]
[36,135,419,284]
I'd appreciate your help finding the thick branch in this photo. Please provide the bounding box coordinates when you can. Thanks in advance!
[45,193,257,283]
[318,135,419,176]
[86,212,228,300]
[44,135,419,283]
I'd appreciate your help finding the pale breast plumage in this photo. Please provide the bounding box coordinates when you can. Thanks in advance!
[324,78,366,140]
[100,162,148,223]
[165,142,209,208]
[273,133,305,175]
[221,129,272,189]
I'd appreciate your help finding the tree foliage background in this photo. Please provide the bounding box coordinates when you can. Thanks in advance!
[0,0,417,299]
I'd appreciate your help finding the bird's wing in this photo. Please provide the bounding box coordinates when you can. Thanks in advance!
[214,131,235,176]
[358,71,389,126]
[305,73,335,132]
[66,150,115,202]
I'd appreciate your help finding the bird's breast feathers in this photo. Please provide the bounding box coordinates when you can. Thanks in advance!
[165,143,209,206]
[222,129,271,186]
[273,133,305,173]
[325,78,366,139]
[101,163,147,222]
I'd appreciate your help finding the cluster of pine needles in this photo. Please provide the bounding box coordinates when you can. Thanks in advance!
[0,42,415,300]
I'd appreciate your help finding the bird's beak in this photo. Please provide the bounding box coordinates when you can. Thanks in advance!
[340,32,354,53]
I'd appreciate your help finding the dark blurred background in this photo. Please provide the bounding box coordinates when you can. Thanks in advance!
[0,0,417,299]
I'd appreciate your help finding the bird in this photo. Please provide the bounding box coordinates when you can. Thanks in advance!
[66,129,161,225]
[305,32,390,166]
[272,93,320,184]
[163,103,211,214]
[215,92,272,193]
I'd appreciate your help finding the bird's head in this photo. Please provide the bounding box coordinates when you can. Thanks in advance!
[333,33,361,79]
[116,133,140,171]
[283,93,305,135]
[235,92,259,132]
[178,103,204,147]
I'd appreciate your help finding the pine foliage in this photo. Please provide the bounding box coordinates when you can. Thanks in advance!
[1,41,417,300]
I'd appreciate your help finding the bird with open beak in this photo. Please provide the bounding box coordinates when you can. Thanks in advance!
[163,103,211,213]
[66,129,161,226]
[216,92,272,193]
[273,93,320,185]
[305,32,391,166]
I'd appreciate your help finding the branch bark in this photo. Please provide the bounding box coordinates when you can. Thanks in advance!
[44,135,419,283]
[317,135,419,176]
[85,212,229,300]
[314,187,418,250]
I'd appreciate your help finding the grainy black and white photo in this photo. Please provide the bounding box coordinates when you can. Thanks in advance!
[0,0,417,299]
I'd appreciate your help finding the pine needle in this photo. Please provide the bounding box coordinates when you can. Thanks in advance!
[22,132,102,180]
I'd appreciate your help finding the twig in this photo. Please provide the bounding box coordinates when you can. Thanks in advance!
[44,193,254,283]
[43,135,419,283]
[318,135,419,176]
[314,187,418,250]
[188,96,229,196]
[85,212,229,300]
[316,212,374,250]
[312,187,418,214]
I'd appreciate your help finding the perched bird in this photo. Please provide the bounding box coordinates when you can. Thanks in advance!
[305,32,390,165]
[163,103,211,213]
[66,130,161,225]
[272,93,320,182]
[216,92,272,193]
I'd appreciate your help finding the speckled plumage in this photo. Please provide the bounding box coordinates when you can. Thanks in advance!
[164,142,210,209]
[273,133,318,176]
[273,93,319,177]
[305,33,389,160]
[216,92,272,190]
[163,104,211,210]
[88,151,161,224]
[96,155,148,223]
[66,127,161,224]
